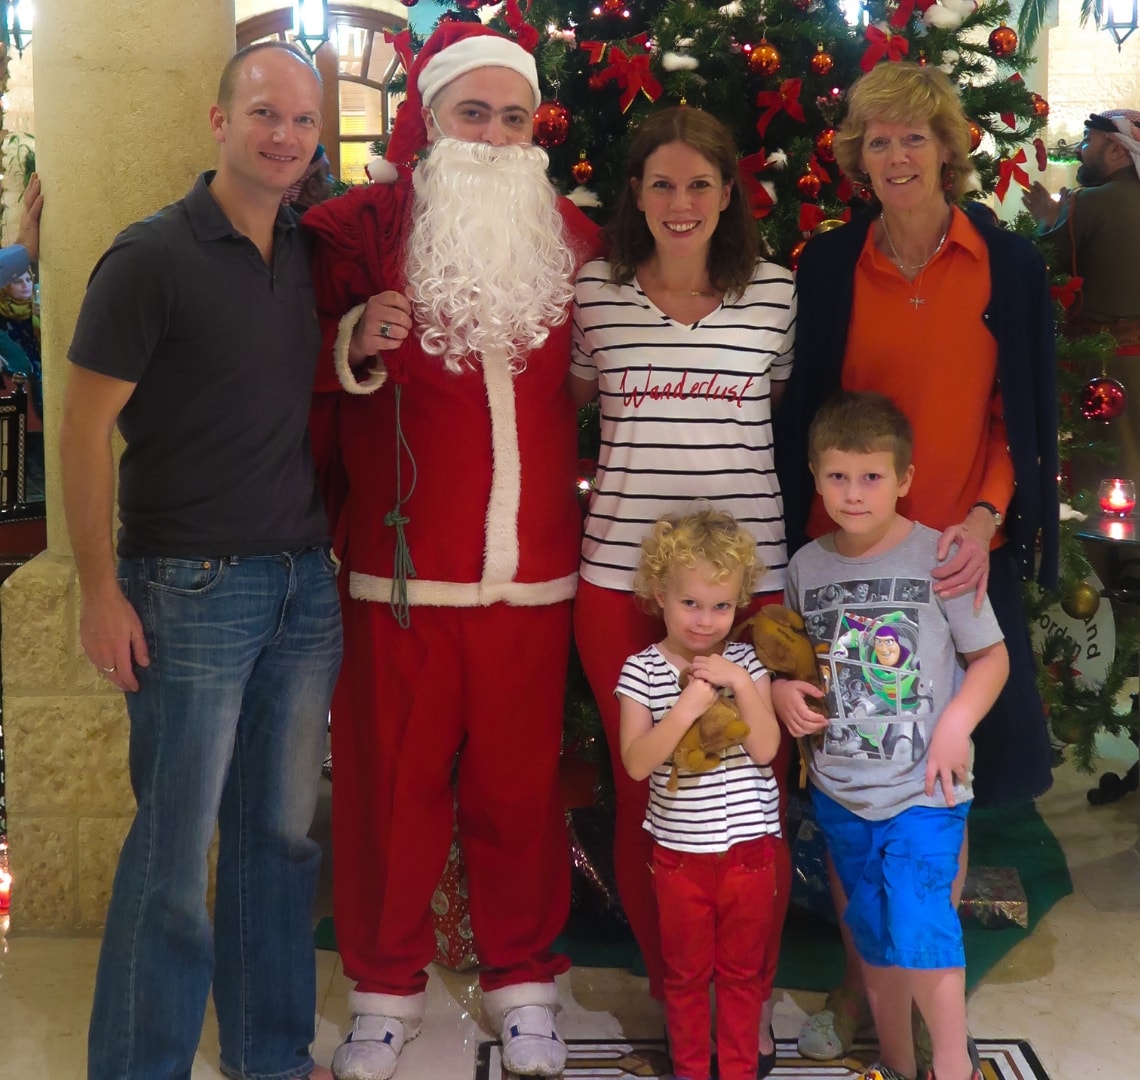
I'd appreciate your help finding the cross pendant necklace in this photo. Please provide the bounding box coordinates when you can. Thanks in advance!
[880,212,950,313]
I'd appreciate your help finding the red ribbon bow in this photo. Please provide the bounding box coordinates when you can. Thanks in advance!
[755,79,806,139]
[579,39,608,65]
[890,0,937,25]
[1050,276,1084,310]
[797,203,852,232]
[738,150,776,219]
[504,0,540,52]
[798,204,828,232]
[806,153,831,184]
[994,148,1030,201]
[861,25,909,72]
[594,45,663,112]
[1000,73,1023,129]
[384,29,414,75]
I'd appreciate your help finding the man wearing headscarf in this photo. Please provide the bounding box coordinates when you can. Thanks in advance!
[1024,108,1140,330]
[1024,109,1140,489]
[302,22,598,1080]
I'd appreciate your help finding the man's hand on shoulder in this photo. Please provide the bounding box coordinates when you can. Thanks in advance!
[14,173,42,261]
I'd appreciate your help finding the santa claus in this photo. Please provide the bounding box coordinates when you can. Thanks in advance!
[303,21,599,1080]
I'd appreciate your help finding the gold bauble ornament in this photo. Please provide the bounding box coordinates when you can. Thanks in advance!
[748,39,782,77]
[1061,580,1101,621]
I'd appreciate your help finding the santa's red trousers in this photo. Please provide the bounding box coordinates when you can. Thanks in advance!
[573,580,794,1001]
[331,596,572,996]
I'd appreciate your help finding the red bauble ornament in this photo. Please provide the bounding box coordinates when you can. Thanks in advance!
[457,0,483,8]
[810,43,834,76]
[917,50,928,67]
[571,153,594,186]
[988,23,1018,58]
[601,0,625,12]
[1030,92,1050,119]
[967,119,983,152]
[1081,376,1128,421]
[399,0,418,7]
[533,101,571,149]
[796,170,822,200]
[815,127,836,163]
[588,73,607,90]
[788,238,809,270]
[748,39,781,77]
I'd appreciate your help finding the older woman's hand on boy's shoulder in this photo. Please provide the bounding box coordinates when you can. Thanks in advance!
[933,510,996,609]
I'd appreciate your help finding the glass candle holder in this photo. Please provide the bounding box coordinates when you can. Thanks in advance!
[0,841,9,914]
[1098,478,1136,517]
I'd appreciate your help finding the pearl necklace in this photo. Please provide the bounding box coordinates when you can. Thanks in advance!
[879,213,951,310]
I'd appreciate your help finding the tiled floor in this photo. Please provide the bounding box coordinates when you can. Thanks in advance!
[2,748,1137,1080]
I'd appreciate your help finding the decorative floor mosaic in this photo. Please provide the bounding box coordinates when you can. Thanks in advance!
[475,1037,1050,1079]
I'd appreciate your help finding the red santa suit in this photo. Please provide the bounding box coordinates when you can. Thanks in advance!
[303,174,599,1016]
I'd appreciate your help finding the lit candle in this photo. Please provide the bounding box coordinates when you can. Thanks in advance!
[1098,478,1136,517]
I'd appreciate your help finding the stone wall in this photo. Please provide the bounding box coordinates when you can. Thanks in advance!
[1044,0,1140,145]
[2,554,130,929]
[1,0,235,933]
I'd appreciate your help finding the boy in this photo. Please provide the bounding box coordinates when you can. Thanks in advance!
[776,391,1008,1080]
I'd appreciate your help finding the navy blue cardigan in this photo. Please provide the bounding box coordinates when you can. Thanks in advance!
[774,208,1059,589]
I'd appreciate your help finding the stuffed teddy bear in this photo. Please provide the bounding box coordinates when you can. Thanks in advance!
[741,604,828,716]
[665,604,827,791]
[666,679,751,791]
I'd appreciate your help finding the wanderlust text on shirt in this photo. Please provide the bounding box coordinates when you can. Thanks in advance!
[620,365,756,409]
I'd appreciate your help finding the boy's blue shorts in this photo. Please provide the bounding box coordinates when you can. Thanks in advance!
[811,786,969,970]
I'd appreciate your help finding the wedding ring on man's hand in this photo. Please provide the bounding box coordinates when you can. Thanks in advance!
[380,322,392,338]
[102,665,117,673]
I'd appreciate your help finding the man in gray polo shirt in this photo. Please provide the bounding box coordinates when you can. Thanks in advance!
[60,43,341,1080]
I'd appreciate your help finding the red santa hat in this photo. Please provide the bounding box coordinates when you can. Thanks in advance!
[381,23,541,171]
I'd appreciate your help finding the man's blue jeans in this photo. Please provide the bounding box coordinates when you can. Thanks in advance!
[87,547,342,1080]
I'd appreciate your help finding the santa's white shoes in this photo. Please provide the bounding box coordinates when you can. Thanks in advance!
[332,992,424,1080]
[484,983,567,1078]
[500,1004,566,1076]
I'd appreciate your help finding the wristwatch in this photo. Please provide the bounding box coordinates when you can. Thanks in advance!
[971,501,1003,528]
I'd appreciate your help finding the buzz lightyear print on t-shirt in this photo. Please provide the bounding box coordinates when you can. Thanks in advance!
[801,576,935,765]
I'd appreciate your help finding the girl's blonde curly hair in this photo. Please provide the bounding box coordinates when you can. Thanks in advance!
[633,508,763,611]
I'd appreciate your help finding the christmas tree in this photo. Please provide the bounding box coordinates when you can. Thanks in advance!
[484,0,1048,266]
[377,0,1136,771]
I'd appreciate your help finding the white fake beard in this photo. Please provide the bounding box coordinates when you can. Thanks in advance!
[405,137,577,374]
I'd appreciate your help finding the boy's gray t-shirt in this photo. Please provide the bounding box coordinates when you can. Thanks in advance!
[785,522,1004,819]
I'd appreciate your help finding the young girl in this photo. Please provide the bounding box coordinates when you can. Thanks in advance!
[616,509,783,1080]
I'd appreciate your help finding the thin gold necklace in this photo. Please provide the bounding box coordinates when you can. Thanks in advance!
[880,213,950,311]
[644,266,715,297]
